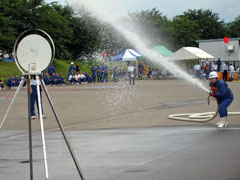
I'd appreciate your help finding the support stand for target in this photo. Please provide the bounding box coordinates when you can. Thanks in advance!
[1,73,86,180]
[0,29,86,180]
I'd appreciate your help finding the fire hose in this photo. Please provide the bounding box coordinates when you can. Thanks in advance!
[168,95,240,123]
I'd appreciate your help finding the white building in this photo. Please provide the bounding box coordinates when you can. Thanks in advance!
[196,38,240,68]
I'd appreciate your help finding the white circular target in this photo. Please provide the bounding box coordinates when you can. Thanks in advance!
[14,29,55,73]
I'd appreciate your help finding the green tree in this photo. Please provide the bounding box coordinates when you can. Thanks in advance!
[128,8,172,48]
[226,16,240,37]
[170,9,225,50]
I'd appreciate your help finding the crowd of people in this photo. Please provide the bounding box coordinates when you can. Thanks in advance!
[193,58,237,81]
[3,58,239,91]
[4,75,26,89]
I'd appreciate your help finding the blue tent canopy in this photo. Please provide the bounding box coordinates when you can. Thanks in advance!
[0,58,15,62]
[110,49,143,62]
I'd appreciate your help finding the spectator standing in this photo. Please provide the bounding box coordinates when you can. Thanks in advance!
[222,62,228,82]
[194,62,201,79]
[128,63,135,85]
[102,65,109,83]
[69,62,76,73]
[76,64,80,73]
[113,66,119,82]
[229,64,234,81]
[204,62,212,80]
[216,58,222,72]
[30,76,46,119]
[97,65,102,82]
[48,64,56,76]
[212,62,218,71]
[91,65,97,83]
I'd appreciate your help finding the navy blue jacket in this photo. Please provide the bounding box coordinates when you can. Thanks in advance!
[209,79,233,102]
[69,65,76,72]
[48,65,56,75]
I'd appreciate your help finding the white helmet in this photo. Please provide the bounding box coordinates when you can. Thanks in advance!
[209,71,218,79]
[71,62,74,65]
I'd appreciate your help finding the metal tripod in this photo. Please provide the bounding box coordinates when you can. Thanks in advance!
[0,73,86,180]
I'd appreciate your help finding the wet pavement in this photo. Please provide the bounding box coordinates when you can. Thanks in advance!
[1,126,240,180]
[1,80,240,179]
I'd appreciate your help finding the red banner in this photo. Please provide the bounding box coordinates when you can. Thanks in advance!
[224,37,229,44]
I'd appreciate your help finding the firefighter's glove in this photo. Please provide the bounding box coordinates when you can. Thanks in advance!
[210,92,216,97]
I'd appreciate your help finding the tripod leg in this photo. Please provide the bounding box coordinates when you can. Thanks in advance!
[36,76,49,179]
[41,79,86,180]
[0,78,25,129]
[27,78,33,180]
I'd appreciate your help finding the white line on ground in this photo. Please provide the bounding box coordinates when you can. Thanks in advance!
[185,127,240,131]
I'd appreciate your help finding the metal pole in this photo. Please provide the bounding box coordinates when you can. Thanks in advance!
[136,60,138,78]
[0,78,25,129]
[40,79,86,180]
[27,75,33,180]
[36,76,49,179]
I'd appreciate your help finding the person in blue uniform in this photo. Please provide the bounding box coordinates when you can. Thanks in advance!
[102,64,108,83]
[50,73,58,86]
[7,75,17,89]
[69,62,76,73]
[58,73,65,85]
[14,75,20,86]
[84,72,92,83]
[97,65,102,83]
[68,72,77,84]
[216,58,221,72]
[91,65,97,83]
[43,74,50,86]
[67,69,74,80]
[113,66,119,82]
[0,77,4,90]
[209,71,234,128]
[48,64,56,76]
[204,62,212,80]
[30,76,46,119]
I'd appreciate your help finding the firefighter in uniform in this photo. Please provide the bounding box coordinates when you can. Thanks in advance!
[209,71,234,128]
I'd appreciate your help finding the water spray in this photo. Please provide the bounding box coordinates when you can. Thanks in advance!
[66,0,240,124]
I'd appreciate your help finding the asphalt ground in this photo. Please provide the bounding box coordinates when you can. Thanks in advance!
[0,127,240,180]
[0,79,240,180]
[0,79,240,130]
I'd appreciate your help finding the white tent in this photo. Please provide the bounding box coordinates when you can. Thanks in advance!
[169,47,214,60]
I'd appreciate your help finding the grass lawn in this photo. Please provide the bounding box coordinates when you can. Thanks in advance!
[0,59,91,82]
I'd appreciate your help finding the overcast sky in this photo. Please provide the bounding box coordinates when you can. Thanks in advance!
[45,0,239,22]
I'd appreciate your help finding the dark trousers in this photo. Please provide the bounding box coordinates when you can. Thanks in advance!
[223,70,228,81]
[97,73,102,82]
[129,73,135,85]
[196,70,201,79]
[218,97,233,117]
[7,81,16,87]
[102,73,108,82]
[92,74,96,83]
[30,85,43,116]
